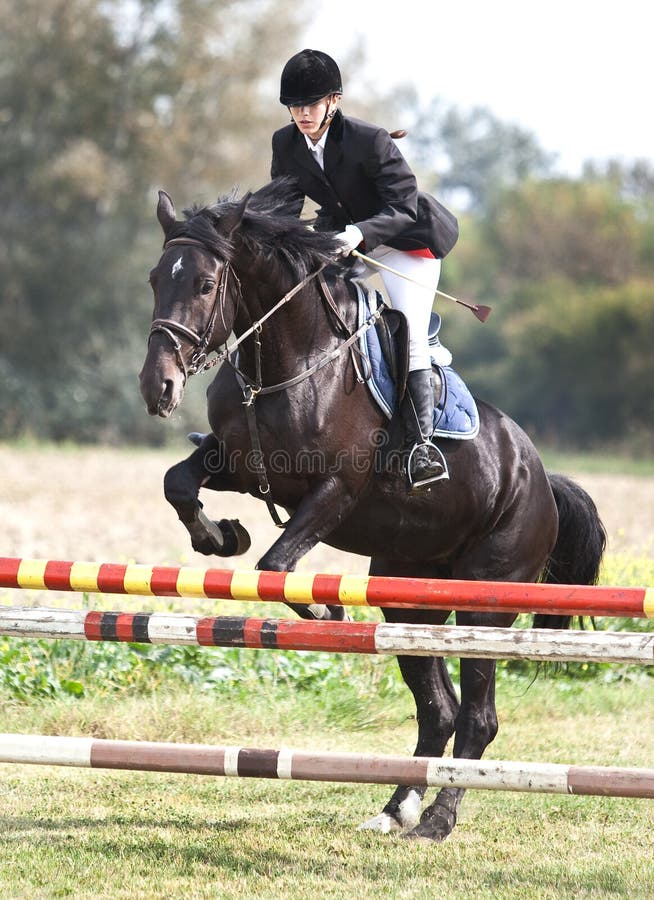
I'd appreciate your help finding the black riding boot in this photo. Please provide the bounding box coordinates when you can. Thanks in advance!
[402,368,447,490]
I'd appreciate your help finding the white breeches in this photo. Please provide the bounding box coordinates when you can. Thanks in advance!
[363,246,441,372]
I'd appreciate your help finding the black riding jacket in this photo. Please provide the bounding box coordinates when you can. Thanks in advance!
[271,109,457,258]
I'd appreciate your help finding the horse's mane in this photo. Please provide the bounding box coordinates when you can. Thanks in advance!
[171,177,342,279]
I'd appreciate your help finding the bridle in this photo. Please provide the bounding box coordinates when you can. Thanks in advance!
[148,237,235,384]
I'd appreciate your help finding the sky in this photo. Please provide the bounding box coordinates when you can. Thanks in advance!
[302,0,652,175]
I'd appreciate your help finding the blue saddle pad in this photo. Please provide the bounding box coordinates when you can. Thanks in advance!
[353,280,479,440]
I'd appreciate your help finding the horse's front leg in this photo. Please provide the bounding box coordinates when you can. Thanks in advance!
[163,433,251,557]
[256,475,359,621]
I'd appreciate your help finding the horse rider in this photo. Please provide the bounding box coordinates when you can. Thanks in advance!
[271,49,458,490]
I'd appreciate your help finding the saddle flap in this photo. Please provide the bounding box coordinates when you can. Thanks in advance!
[376,308,409,405]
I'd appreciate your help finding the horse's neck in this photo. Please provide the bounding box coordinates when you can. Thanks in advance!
[234,268,346,383]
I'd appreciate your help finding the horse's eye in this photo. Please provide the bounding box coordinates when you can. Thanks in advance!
[200,280,216,295]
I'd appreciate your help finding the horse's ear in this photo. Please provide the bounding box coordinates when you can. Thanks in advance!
[157,190,177,235]
[219,191,251,236]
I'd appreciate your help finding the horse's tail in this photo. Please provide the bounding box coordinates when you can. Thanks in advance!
[533,473,607,630]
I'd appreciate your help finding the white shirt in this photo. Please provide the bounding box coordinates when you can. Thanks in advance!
[304,128,330,171]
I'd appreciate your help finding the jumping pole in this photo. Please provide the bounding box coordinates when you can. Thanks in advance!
[0,607,652,665]
[1,734,652,798]
[1,557,652,619]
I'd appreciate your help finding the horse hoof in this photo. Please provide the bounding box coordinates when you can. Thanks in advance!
[358,792,421,834]
[219,518,251,556]
[285,603,351,622]
[192,511,251,557]
[396,790,422,830]
[325,604,351,622]
[357,813,403,834]
[404,805,456,843]
[402,830,440,844]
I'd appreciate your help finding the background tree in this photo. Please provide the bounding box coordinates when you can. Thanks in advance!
[403,92,554,211]
[441,174,654,452]
[0,0,304,442]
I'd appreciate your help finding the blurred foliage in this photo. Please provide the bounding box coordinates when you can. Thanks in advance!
[435,167,654,453]
[0,1,653,453]
[403,91,555,212]
[0,0,305,443]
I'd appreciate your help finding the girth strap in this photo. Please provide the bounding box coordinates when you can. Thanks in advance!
[318,273,370,383]
[235,370,289,528]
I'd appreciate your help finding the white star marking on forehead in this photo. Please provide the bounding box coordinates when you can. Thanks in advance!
[171,256,183,278]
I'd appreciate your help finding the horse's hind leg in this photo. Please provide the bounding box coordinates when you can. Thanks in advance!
[163,434,251,557]
[358,560,459,834]
[403,495,554,842]
[405,649,503,842]
[359,651,459,833]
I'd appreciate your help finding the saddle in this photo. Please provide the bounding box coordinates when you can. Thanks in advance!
[346,277,479,440]
[372,304,411,406]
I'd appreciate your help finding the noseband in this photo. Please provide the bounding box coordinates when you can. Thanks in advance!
[148,237,234,383]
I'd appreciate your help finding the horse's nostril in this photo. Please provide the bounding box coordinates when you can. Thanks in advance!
[155,379,175,413]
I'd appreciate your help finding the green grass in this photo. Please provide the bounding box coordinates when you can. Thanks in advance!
[540,448,654,477]
[0,677,653,898]
[2,771,652,898]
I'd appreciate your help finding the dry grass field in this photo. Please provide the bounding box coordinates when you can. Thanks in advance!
[1,442,653,578]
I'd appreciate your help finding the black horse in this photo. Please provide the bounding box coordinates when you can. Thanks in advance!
[139,180,606,842]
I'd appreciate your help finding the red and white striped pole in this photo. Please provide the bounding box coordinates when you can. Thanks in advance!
[0,607,652,665]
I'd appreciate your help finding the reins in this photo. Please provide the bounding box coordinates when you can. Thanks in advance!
[237,281,382,406]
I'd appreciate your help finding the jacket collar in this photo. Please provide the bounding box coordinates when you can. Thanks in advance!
[323,109,344,173]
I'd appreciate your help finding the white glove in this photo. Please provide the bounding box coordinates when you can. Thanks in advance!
[335,225,364,256]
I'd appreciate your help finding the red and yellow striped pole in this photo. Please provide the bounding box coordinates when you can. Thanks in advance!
[1,557,653,619]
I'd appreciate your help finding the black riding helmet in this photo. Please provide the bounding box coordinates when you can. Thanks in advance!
[279,49,342,106]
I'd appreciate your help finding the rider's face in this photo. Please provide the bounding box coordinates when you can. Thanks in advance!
[288,95,338,141]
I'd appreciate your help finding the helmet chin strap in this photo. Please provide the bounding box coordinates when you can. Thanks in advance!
[319,101,337,130]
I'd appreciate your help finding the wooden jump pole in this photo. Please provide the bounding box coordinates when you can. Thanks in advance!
[1,557,653,619]
[0,607,652,665]
[1,734,652,798]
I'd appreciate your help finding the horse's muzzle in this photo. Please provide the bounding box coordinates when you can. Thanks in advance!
[139,362,185,418]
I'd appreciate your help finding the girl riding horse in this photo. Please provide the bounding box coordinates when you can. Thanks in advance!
[271,49,458,489]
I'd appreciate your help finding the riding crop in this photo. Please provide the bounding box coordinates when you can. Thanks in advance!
[351,249,491,322]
